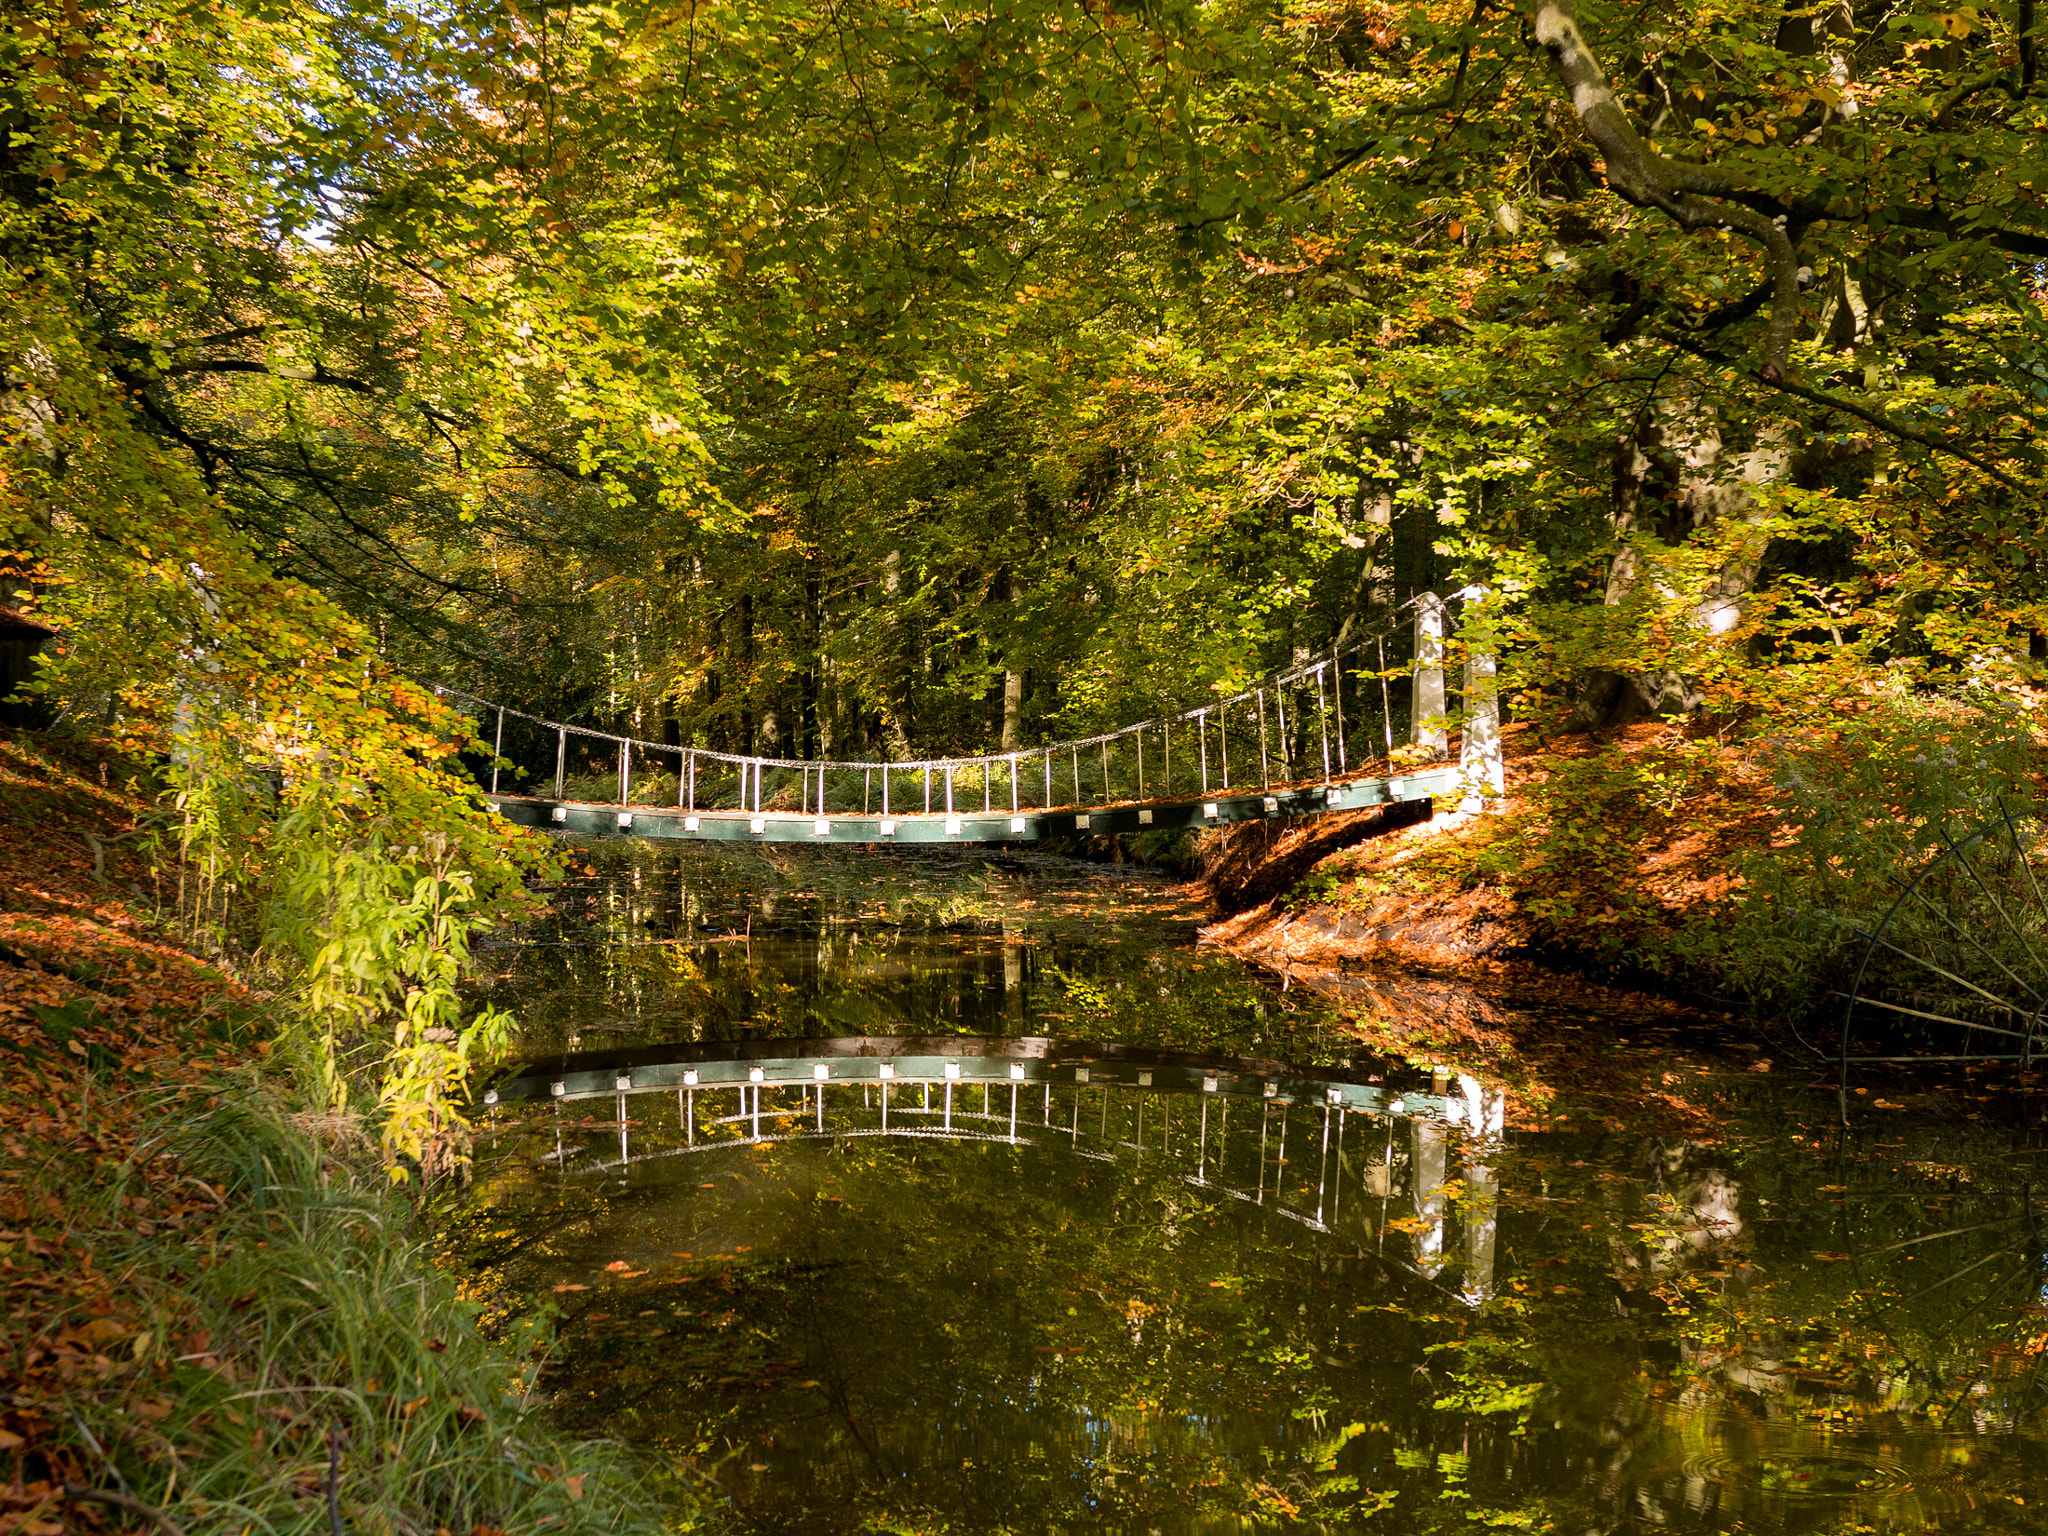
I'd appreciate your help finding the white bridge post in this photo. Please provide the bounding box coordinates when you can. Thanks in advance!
[1412,592,1448,756]
[1457,585,1503,812]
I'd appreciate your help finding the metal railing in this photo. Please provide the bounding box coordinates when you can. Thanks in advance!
[437,594,1469,817]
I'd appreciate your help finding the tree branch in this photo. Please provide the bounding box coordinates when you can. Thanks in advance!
[1729,361,2024,490]
[1880,205,2048,257]
[1531,0,1802,378]
[142,358,598,484]
[1655,328,2024,487]
[64,1485,187,1536]
[1278,0,1490,206]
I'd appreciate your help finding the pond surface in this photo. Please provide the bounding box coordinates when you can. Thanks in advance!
[452,841,2048,1534]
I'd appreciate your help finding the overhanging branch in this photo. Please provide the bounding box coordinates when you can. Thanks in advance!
[1746,369,2025,490]
[1664,330,2024,487]
[1530,0,1802,378]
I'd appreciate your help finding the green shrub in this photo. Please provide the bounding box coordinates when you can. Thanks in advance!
[1692,690,2044,1015]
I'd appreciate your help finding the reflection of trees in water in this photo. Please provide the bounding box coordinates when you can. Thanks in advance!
[1451,1129,2048,1535]
[458,842,2048,1531]
[478,841,1361,1064]
[468,1133,1456,1530]
[454,1067,2048,1536]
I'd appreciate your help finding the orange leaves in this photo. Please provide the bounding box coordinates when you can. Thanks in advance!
[0,734,264,1499]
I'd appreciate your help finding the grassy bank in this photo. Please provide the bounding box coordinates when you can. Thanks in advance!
[0,731,676,1536]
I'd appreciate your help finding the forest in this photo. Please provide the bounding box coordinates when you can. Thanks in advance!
[9,0,2046,970]
[11,0,2045,748]
[4,0,2048,1531]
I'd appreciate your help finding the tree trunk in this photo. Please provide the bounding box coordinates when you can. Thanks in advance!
[733,592,755,753]
[1571,395,1796,731]
[879,548,913,755]
[1001,572,1024,753]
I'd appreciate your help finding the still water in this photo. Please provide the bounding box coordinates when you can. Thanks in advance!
[453,841,2048,1533]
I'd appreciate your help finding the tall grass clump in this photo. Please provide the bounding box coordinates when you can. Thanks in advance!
[84,1093,686,1536]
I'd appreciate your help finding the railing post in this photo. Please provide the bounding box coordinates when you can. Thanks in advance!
[555,726,566,797]
[1276,688,1289,782]
[923,765,931,814]
[882,765,890,817]
[865,767,872,814]
[1199,710,1208,793]
[1257,689,1269,787]
[618,739,630,804]
[1010,754,1019,813]
[683,750,693,810]
[1135,727,1144,799]
[1413,591,1448,756]
[1459,586,1503,811]
[491,707,504,795]
[945,765,954,816]
[1099,740,1108,803]
[1377,637,1394,758]
[1332,645,1347,773]
[1314,665,1331,782]
[982,760,990,814]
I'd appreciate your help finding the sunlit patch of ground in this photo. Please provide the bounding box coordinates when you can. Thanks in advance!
[1205,719,1786,980]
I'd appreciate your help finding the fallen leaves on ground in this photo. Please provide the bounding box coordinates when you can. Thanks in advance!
[0,732,257,1522]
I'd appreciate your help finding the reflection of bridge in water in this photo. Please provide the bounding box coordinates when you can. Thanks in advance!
[487,1035,1507,1299]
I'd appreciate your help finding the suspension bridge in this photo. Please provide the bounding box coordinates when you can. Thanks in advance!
[437,591,1503,845]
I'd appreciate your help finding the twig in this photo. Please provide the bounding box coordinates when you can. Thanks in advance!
[77,817,173,886]
[63,1484,188,1536]
[66,1410,131,1497]
[327,1428,345,1536]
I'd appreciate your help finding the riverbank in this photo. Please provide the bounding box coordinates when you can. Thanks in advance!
[0,731,669,1536]
[1199,719,1779,972]
[1188,711,2048,1143]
